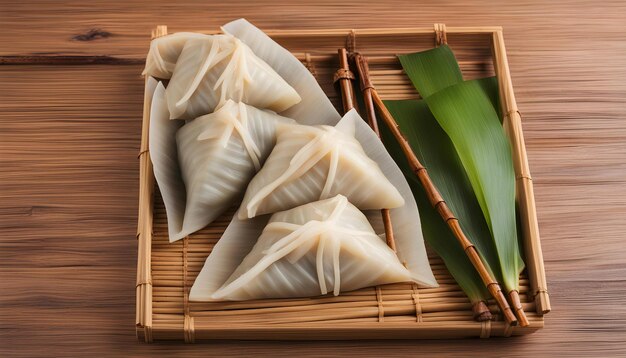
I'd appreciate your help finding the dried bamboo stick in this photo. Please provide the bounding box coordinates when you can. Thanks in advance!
[336,48,356,113]
[352,53,518,326]
[336,48,396,251]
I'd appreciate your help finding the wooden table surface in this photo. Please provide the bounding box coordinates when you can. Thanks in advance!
[1,1,625,356]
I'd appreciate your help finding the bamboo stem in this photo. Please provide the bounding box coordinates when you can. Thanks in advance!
[352,53,517,326]
[336,48,397,252]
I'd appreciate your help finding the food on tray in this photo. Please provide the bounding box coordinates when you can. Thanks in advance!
[179,101,294,240]
[220,20,436,291]
[165,33,301,119]
[238,113,404,219]
[143,32,206,79]
[146,19,438,302]
[192,195,411,301]
[150,86,294,243]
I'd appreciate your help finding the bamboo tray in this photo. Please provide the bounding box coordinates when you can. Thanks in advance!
[136,24,550,342]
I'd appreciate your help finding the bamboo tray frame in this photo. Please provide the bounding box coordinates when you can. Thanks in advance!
[136,24,550,342]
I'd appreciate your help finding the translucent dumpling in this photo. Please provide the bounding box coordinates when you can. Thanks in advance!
[149,82,294,242]
[142,32,207,79]
[190,195,413,301]
[238,112,405,219]
[165,33,301,119]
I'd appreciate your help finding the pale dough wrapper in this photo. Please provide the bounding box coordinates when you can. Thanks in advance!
[192,195,413,301]
[165,33,301,120]
[150,83,294,242]
[238,113,405,219]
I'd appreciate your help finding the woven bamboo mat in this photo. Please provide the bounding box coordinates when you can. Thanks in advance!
[2,1,626,356]
[137,27,546,341]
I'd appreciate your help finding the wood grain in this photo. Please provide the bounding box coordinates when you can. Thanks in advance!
[1,0,625,356]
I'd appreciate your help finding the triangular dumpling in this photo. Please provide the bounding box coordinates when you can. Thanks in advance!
[150,84,294,242]
[143,32,208,80]
[165,33,301,120]
[190,195,412,301]
[238,112,405,219]
[217,20,437,288]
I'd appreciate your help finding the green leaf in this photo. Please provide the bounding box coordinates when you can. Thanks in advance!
[398,45,463,98]
[424,79,524,291]
[396,45,524,293]
[381,99,491,303]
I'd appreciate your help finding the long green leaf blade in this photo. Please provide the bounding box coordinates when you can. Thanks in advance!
[398,45,463,98]
[384,99,500,278]
[399,44,524,293]
[380,99,491,303]
[425,78,524,291]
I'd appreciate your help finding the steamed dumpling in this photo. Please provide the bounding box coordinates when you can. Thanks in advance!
[238,112,405,219]
[190,195,412,301]
[175,100,294,241]
[143,32,207,79]
[166,33,301,119]
[216,21,437,289]
[150,83,294,242]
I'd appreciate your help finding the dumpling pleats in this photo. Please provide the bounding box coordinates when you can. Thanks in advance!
[165,34,301,120]
[190,195,413,301]
[150,86,294,242]
[175,100,294,241]
[222,20,437,287]
[143,32,209,79]
[239,112,405,219]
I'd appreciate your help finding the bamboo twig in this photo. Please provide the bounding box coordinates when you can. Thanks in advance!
[352,53,517,326]
[336,48,397,252]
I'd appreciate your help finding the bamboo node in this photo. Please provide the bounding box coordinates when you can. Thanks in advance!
[462,242,477,253]
[138,149,149,159]
[333,68,355,83]
[473,301,493,322]
[509,290,529,327]
[504,109,522,121]
[135,280,153,288]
